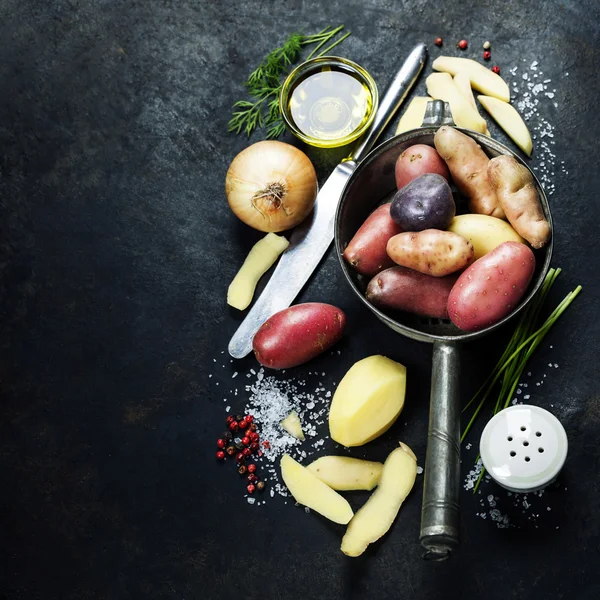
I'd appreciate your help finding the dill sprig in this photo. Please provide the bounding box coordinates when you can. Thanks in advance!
[228,25,351,138]
[460,267,581,493]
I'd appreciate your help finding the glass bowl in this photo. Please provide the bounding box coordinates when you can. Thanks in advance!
[279,56,379,148]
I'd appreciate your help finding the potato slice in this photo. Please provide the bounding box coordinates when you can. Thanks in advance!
[280,454,354,525]
[432,56,510,102]
[306,456,383,491]
[478,96,533,156]
[329,355,406,447]
[341,443,417,557]
[280,411,305,441]
[453,71,491,136]
[426,73,487,134]
[227,232,289,310]
[395,96,432,135]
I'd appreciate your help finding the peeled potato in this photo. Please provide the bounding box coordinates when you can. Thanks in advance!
[478,96,533,156]
[280,455,354,525]
[306,456,383,491]
[453,71,491,136]
[341,443,417,557]
[426,73,487,134]
[432,56,510,102]
[328,355,406,447]
[395,96,432,135]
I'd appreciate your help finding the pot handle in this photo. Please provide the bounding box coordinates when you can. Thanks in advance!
[420,340,461,560]
[421,99,456,127]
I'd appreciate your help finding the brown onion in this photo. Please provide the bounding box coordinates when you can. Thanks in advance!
[225,140,318,232]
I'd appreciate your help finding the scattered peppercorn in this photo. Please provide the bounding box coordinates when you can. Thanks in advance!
[491,65,501,74]
[257,450,263,458]
[483,50,491,61]
[256,481,265,492]
[247,463,257,474]
[238,465,247,475]
[247,474,258,484]
[483,40,491,50]
[234,441,244,451]
[250,442,260,452]
[236,414,244,422]
[246,415,254,423]
[236,452,245,463]
[242,447,252,457]
[435,37,443,47]
[216,450,225,460]
[249,423,258,432]
[239,418,248,429]
[249,432,259,442]
[262,440,271,449]
[242,436,250,446]
[229,421,239,432]
[247,484,256,494]
[226,445,236,456]
[457,39,468,50]
[217,438,225,449]
[226,415,235,425]
[222,431,233,442]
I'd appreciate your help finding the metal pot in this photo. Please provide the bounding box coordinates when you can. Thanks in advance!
[334,100,553,560]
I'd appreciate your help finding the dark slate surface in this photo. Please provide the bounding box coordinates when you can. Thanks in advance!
[1,1,599,598]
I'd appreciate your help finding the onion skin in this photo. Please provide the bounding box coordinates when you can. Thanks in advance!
[225,141,318,232]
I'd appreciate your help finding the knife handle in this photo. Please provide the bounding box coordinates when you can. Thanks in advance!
[350,43,428,163]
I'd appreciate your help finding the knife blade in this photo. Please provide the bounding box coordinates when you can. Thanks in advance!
[228,43,428,359]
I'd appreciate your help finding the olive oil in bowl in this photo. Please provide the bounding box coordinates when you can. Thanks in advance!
[280,57,378,148]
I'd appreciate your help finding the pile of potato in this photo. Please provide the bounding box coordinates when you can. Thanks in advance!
[344,125,551,332]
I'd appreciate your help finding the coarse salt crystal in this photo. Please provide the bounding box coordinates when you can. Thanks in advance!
[416,466,423,475]
[226,406,230,412]
[232,372,238,378]
[247,498,255,504]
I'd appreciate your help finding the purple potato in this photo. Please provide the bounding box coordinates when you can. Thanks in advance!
[390,173,455,232]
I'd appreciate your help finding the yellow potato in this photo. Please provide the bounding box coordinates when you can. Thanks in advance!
[280,455,354,525]
[341,443,417,557]
[478,96,533,156]
[395,96,432,135]
[432,56,510,102]
[453,71,491,136]
[306,456,383,491]
[448,214,525,259]
[426,73,487,134]
[280,411,304,440]
[227,232,289,310]
[386,230,474,277]
[329,355,406,447]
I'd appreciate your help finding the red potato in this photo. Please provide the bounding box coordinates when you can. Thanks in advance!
[448,241,535,332]
[386,229,475,277]
[253,303,346,369]
[366,266,457,319]
[395,144,450,190]
[343,203,402,276]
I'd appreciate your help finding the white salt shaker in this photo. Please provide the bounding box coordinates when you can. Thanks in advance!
[479,405,568,493]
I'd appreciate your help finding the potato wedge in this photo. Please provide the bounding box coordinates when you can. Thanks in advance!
[432,56,510,102]
[426,73,487,134]
[329,355,406,447]
[453,71,491,136]
[341,443,417,557]
[307,456,383,491]
[227,233,289,310]
[281,411,305,441]
[395,96,432,135]
[478,96,533,156]
[280,454,354,525]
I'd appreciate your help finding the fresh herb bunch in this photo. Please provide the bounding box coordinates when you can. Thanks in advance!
[461,267,582,493]
[228,25,351,138]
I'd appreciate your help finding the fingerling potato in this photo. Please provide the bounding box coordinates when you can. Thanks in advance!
[387,230,475,277]
[366,266,457,319]
[488,155,551,249]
